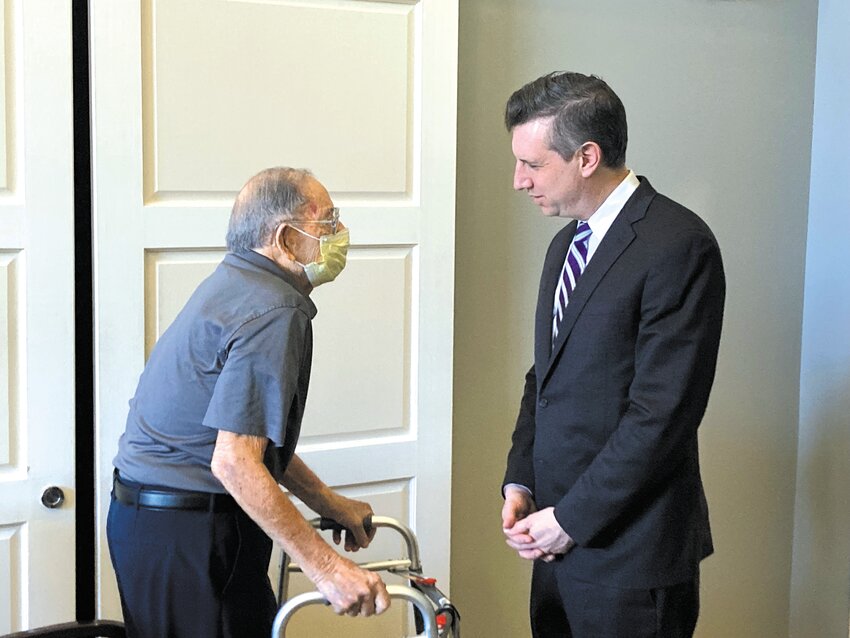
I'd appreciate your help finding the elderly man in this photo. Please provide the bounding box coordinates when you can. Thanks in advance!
[107,167,389,638]
[501,72,725,637]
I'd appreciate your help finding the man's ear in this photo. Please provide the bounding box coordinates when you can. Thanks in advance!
[274,223,297,261]
[577,142,603,178]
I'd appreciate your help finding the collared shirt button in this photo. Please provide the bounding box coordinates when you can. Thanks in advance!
[538,398,548,408]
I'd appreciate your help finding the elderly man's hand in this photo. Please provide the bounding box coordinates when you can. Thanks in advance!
[504,506,575,561]
[324,494,377,552]
[313,555,391,617]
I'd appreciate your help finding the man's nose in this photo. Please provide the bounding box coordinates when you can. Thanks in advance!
[513,163,531,191]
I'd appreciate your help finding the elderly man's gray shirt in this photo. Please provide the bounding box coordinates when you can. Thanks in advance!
[113,251,317,493]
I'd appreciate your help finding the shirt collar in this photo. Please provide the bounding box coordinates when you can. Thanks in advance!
[225,251,317,315]
[585,170,640,237]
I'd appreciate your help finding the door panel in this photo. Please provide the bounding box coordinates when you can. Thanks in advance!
[0,0,75,632]
[144,0,414,198]
[93,1,458,635]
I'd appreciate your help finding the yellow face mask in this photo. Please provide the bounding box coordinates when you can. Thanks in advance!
[291,226,350,286]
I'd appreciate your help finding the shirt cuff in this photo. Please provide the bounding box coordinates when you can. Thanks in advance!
[503,483,534,498]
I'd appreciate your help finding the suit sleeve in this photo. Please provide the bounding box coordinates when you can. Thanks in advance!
[502,229,573,497]
[554,228,725,546]
[503,364,539,495]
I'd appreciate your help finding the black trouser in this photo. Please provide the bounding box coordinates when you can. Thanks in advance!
[530,560,700,638]
[106,473,277,638]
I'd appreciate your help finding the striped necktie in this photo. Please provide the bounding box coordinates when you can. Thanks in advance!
[552,221,593,343]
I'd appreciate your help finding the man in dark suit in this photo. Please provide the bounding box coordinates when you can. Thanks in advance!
[501,71,725,638]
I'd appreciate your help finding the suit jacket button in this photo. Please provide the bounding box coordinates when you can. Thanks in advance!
[538,398,548,408]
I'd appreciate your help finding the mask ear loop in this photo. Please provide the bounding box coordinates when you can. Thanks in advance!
[286,224,320,241]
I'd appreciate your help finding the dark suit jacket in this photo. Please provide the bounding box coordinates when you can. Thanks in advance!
[504,177,725,589]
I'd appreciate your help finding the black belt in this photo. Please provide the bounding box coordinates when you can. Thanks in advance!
[113,472,238,512]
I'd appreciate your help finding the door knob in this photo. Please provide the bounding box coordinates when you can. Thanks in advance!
[41,486,65,509]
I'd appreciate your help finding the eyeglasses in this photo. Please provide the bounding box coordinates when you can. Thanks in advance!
[289,207,340,234]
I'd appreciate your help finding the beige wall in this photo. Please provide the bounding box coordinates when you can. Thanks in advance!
[451,2,818,637]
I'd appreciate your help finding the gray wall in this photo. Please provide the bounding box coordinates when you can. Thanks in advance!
[452,2,818,636]
[790,0,850,636]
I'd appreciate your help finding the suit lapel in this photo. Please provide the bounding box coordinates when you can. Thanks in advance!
[535,222,576,376]
[539,178,657,388]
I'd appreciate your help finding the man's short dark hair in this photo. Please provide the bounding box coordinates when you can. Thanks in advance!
[226,167,313,253]
[505,71,628,168]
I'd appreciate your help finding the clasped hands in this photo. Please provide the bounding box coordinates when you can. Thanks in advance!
[502,486,575,562]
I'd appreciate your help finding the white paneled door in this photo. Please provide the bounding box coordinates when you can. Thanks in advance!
[0,1,75,633]
[91,1,457,636]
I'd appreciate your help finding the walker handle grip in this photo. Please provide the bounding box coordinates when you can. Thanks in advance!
[319,515,373,536]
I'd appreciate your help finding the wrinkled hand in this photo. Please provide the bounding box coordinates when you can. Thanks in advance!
[504,506,574,562]
[324,494,377,552]
[313,555,391,617]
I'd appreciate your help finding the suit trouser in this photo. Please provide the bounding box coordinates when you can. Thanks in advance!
[106,479,277,638]
[530,559,699,638]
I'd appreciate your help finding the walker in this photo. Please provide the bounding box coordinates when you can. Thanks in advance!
[273,516,461,638]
